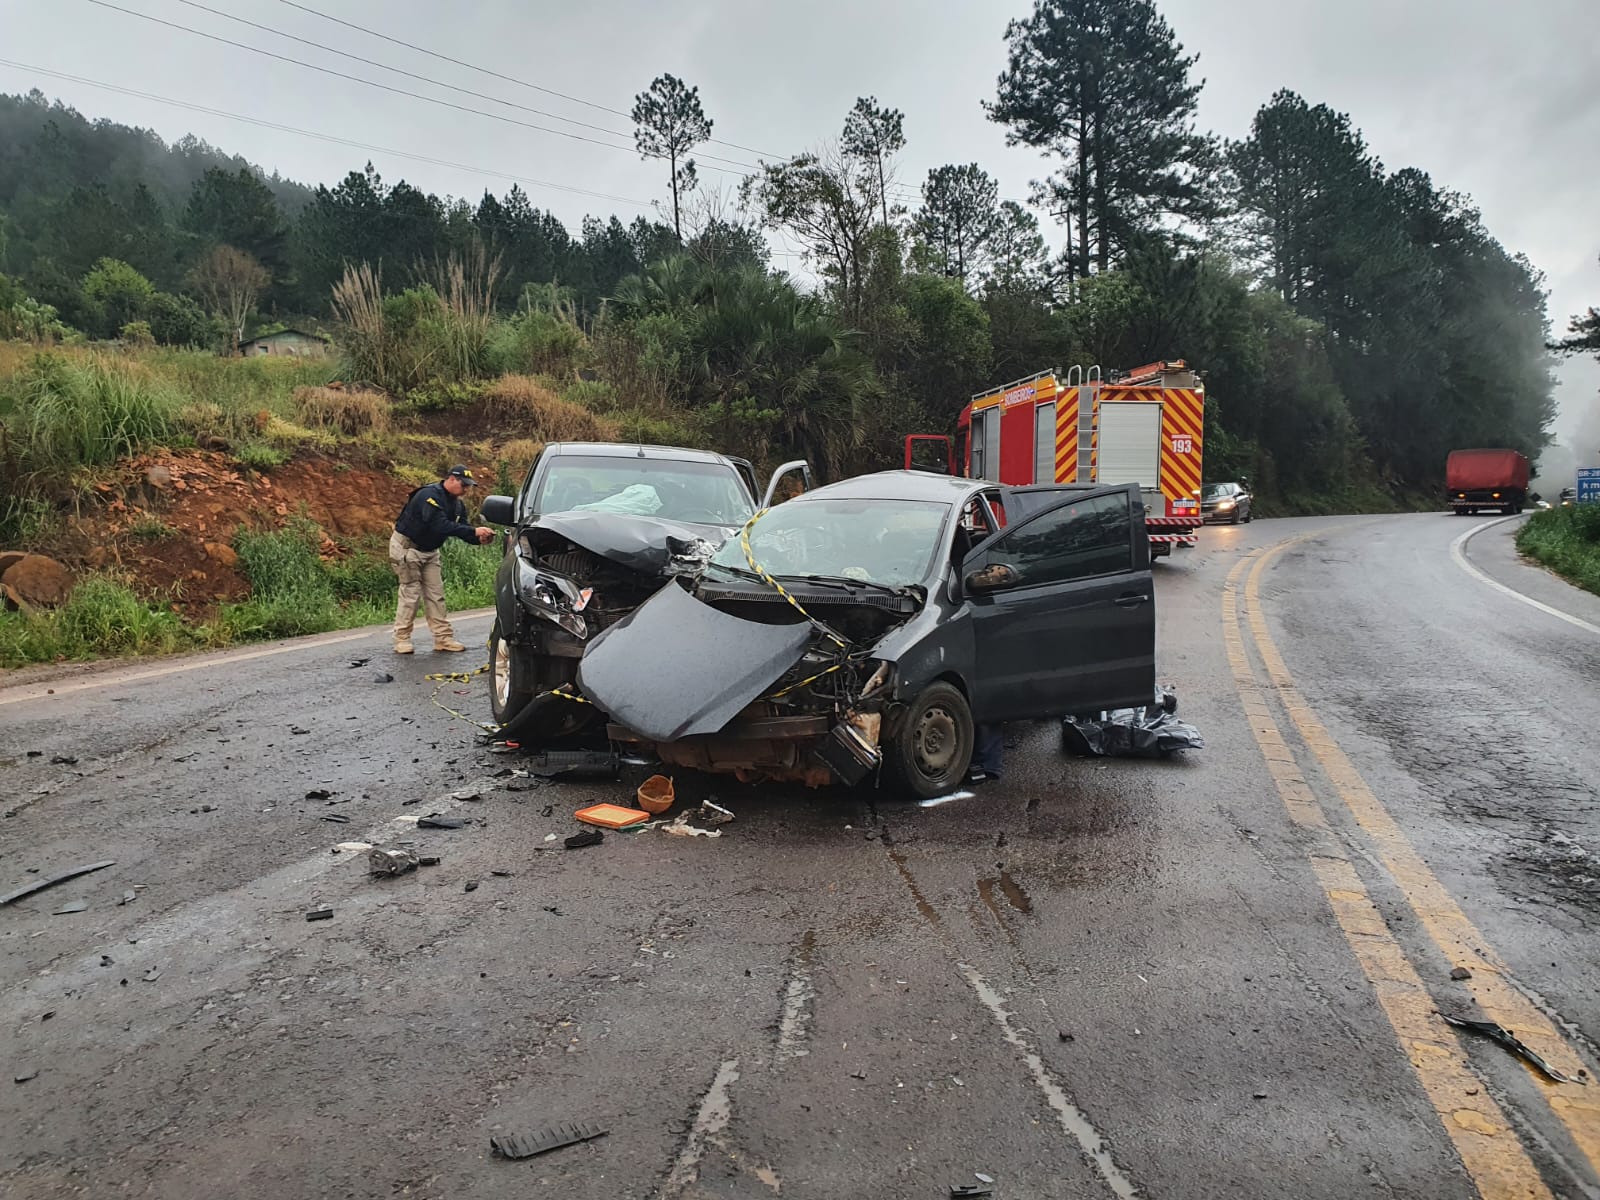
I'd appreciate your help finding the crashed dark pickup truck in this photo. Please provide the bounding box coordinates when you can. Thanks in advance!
[485,457,1158,799]
[479,441,808,742]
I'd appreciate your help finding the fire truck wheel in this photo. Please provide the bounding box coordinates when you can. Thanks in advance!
[885,681,973,800]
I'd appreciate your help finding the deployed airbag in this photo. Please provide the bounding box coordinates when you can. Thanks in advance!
[577,582,811,741]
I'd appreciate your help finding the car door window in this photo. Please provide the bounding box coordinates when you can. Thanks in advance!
[984,492,1132,584]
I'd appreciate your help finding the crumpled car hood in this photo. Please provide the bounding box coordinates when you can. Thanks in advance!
[577,581,810,741]
[532,511,735,576]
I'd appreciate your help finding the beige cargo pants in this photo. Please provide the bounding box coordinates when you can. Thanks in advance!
[390,530,454,643]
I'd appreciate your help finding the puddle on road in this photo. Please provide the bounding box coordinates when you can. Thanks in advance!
[887,850,941,926]
[978,870,1035,919]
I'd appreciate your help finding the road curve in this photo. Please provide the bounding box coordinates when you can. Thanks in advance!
[1,514,1595,1200]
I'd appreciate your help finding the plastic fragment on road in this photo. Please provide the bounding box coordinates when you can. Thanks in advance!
[14,1070,38,1084]
[1062,694,1204,759]
[51,901,88,914]
[368,847,419,876]
[950,1186,993,1198]
[1441,1013,1575,1084]
[416,815,467,830]
[0,859,116,907]
[661,813,721,839]
[305,907,334,921]
[697,798,735,827]
[490,1122,609,1160]
[636,774,675,814]
[1450,966,1473,981]
[526,750,620,780]
[564,828,604,850]
[574,803,651,829]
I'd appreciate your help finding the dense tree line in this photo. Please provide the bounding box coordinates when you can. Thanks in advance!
[0,0,1561,504]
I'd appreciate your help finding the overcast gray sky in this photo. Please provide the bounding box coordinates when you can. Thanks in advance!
[5,0,1597,444]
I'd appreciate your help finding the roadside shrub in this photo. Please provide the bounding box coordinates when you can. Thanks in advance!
[145,292,215,348]
[293,385,389,435]
[118,320,156,348]
[235,442,289,471]
[496,437,542,488]
[1517,505,1600,596]
[399,379,486,414]
[483,375,619,442]
[489,296,587,377]
[222,520,339,639]
[128,513,176,539]
[0,576,189,667]
[562,378,618,412]
[16,352,180,470]
[390,463,439,488]
[610,409,703,449]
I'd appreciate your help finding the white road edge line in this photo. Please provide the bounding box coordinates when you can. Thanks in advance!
[1450,516,1600,636]
[959,963,1140,1200]
[0,608,497,707]
[657,1058,741,1199]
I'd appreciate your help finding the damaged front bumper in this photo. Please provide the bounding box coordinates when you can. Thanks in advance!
[577,580,903,788]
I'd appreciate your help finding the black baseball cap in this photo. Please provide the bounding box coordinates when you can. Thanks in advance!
[446,465,478,487]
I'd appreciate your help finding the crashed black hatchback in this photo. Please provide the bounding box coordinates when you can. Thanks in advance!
[479,441,807,742]
[574,472,1158,799]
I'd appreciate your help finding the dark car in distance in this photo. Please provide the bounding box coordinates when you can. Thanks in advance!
[1201,481,1253,524]
[575,472,1158,798]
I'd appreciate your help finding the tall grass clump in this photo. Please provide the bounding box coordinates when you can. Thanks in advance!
[489,283,587,376]
[15,352,180,470]
[1517,505,1600,596]
[0,576,189,667]
[220,520,344,640]
[441,537,500,611]
[293,385,390,435]
[483,375,619,442]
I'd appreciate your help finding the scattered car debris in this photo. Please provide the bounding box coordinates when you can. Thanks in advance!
[1062,698,1205,759]
[416,815,468,830]
[951,1186,993,1198]
[1441,1013,1574,1083]
[50,754,79,766]
[118,890,136,906]
[14,1070,38,1084]
[464,879,479,893]
[51,901,88,914]
[305,789,334,800]
[637,774,675,814]
[661,813,722,839]
[1450,966,1473,981]
[697,798,735,827]
[564,829,604,850]
[525,751,621,780]
[348,657,370,668]
[1,859,116,906]
[319,814,352,824]
[575,803,651,829]
[490,1122,609,1160]
[289,727,310,736]
[975,1173,995,1185]
[369,848,419,876]
[418,856,442,867]
[373,672,395,684]
[305,907,334,922]
[490,869,512,877]
[26,750,41,757]
[451,789,484,802]
[142,967,162,983]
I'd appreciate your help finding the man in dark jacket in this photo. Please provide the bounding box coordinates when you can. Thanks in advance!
[390,465,492,654]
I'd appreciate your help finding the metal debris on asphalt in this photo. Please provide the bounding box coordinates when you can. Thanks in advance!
[0,859,116,906]
[416,815,467,830]
[118,890,136,906]
[373,672,394,683]
[525,750,620,780]
[368,848,419,876]
[348,657,370,668]
[319,813,352,824]
[289,727,310,735]
[142,967,162,982]
[1441,1013,1575,1083]
[697,798,735,826]
[489,1122,609,1160]
[564,828,604,850]
[305,907,334,922]
[950,1186,992,1198]
[490,869,512,877]
[305,789,334,800]
[418,856,441,867]
[451,789,483,802]
[50,754,78,765]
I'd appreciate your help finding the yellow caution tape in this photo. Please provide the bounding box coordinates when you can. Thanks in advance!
[737,508,849,652]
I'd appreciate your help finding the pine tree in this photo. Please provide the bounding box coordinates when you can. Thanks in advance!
[631,74,713,242]
[842,97,907,227]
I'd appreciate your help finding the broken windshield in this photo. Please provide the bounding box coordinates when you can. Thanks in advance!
[712,498,949,588]
[533,457,753,526]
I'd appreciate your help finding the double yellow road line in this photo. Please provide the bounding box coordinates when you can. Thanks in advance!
[1223,537,1598,1199]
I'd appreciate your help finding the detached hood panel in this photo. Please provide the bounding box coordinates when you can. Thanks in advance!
[577,582,810,741]
[531,512,734,577]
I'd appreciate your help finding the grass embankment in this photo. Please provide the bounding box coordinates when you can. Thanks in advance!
[1516,505,1600,597]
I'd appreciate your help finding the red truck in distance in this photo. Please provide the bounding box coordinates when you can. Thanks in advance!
[1446,449,1530,515]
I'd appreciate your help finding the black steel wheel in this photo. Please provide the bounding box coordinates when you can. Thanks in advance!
[884,681,974,800]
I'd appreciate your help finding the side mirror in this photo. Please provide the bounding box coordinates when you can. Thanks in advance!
[963,563,1019,594]
[761,460,813,508]
[480,494,516,526]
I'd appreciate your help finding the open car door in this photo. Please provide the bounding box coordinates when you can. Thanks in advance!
[960,483,1154,720]
[761,460,813,508]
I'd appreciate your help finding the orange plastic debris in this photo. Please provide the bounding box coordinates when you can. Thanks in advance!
[636,775,675,814]
[573,803,651,829]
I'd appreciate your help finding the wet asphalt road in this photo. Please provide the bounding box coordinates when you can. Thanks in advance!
[2,513,1597,1200]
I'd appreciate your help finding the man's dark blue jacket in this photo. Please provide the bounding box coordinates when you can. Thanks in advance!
[393,482,477,552]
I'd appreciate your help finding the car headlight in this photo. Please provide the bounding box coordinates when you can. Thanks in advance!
[515,557,588,638]
[1217,499,1235,510]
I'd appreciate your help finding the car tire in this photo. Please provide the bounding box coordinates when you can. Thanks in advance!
[1243,505,1253,523]
[1230,508,1241,524]
[488,620,536,726]
[884,681,974,801]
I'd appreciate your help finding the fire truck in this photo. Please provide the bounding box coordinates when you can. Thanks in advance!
[905,361,1206,557]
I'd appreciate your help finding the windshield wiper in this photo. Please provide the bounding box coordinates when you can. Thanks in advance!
[705,561,765,583]
[790,574,906,596]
